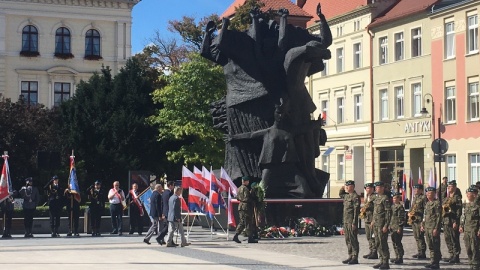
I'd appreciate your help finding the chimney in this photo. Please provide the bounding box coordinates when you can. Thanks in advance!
[296,0,307,8]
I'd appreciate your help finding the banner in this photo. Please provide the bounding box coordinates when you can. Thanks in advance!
[0,153,12,203]
[220,167,237,197]
[69,154,80,194]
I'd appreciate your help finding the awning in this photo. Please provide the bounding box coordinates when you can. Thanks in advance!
[322,147,335,156]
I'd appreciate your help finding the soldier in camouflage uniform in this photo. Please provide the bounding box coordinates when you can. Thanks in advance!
[410,184,427,259]
[460,187,480,270]
[438,177,462,201]
[422,186,441,269]
[372,181,391,269]
[389,191,405,264]
[362,183,378,259]
[442,180,463,263]
[233,176,257,244]
[339,180,360,265]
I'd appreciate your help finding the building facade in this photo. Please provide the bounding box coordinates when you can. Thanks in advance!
[0,0,139,107]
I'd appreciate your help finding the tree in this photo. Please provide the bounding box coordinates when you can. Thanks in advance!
[148,54,226,167]
[168,14,220,51]
[229,0,273,32]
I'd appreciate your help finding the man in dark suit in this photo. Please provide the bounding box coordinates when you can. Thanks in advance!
[166,187,190,247]
[157,181,174,244]
[143,184,163,245]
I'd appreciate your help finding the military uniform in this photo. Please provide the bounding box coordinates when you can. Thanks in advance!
[234,177,256,243]
[0,196,14,238]
[389,192,405,264]
[44,176,65,237]
[442,181,463,263]
[410,184,427,258]
[461,188,480,270]
[372,181,392,269]
[423,187,441,269]
[65,190,81,236]
[339,180,360,265]
[88,181,105,236]
[361,183,377,259]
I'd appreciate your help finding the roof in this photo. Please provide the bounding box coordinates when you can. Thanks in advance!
[369,0,440,28]
[302,0,369,27]
[221,0,313,18]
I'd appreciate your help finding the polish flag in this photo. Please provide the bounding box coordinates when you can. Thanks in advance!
[418,167,423,185]
[220,167,238,197]
[0,153,12,203]
[182,166,207,194]
[227,189,236,227]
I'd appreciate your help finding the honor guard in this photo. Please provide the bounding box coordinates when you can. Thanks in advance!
[44,175,65,237]
[389,192,405,264]
[339,180,360,265]
[88,180,105,236]
[372,181,392,269]
[65,186,81,236]
[442,180,463,263]
[422,186,441,269]
[19,177,40,237]
[409,184,427,259]
[0,193,14,238]
[460,187,480,270]
[361,182,377,259]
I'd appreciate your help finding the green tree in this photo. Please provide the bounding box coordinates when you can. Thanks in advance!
[148,54,226,167]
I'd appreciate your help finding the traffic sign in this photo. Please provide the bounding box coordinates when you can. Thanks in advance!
[431,138,449,155]
[434,154,445,162]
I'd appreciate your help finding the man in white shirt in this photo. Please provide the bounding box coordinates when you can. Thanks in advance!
[108,181,125,235]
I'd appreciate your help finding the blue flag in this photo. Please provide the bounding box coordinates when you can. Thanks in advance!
[69,155,80,194]
[139,188,153,221]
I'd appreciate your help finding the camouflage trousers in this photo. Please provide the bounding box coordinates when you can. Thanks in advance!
[236,209,253,237]
[463,230,480,269]
[425,228,441,264]
[344,223,359,257]
[365,222,376,254]
[412,222,426,254]
[444,222,461,257]
[374,225,390,264]
[390,230,404,259]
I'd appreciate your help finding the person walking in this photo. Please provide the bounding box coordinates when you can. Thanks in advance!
[389,191,405,264]
[157,181,174,244]
[372,181,391,269]
[19,177,40,238]
[442,180,463,263]
[409,184,427,259]
[339,180,360,265]
[422,186,441,269]
[166,187,190,247]
[144,184,163,245]
[460,187,480,270]
[87,180,105,236]
[126,183,144,235]
[361,182,377,259]
[44,175,64,237]
[232,176,257,244]
[108,181,125,235]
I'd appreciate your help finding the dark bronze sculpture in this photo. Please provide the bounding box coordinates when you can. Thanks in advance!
[202,4,331,198]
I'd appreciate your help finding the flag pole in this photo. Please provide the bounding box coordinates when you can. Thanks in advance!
[2,151,8,232]
[70,150,74,235]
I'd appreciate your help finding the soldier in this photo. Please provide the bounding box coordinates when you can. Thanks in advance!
[410,184,427,259]
[19,177,40,238]
[339,180,360,265]
[44,175,64,237]
[422,186,441,269]
[233,176,257,244]
[87,180,105,236]
[460,187,480,270]
[0,194,14,238]
[361,182,377,259]
[442,180,463,263]
[438,177,462,201]
[65,187,81,236]
[389,191,405,264]
[372,181,391,269]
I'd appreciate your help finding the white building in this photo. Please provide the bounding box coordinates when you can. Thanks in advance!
[0,0,139,107]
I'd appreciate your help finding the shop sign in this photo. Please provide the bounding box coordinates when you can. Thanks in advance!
[404,120,431,133]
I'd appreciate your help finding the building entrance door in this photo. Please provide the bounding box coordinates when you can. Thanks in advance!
[379,148,404,189]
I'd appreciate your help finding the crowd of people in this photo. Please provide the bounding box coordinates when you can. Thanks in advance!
[340,177,480,270]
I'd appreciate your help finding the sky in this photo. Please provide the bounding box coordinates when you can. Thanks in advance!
[131,0,233,54]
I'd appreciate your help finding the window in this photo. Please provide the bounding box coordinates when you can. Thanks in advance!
[21,81,38,105]
[337,97,344,124]
[445,22,455,58]
[321,100,329,125]
[379,37,388,65]
[468,15,478,53]
[354,20,360,31]
[470,154,480,185]
[336,47,344,73]
[468,82,479,120]
[380,89,388,120]
[394,32,404,61]
[337,154,345,181]
[321,155,329,172]
[55,27,72,56]
[446,155,457,182]
[21,25,39,56]
[85,29,101,59]
[354,94,362,122]
[395,86,404,118]
[412,83,422,116]
[337,26,343,37]
[411,28,422,57]
[321,60,328,76]
[353,43,361,69]
[445,86,456,123]
[54,82,71,106]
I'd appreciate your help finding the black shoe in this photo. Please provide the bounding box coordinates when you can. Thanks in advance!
[232,234,241,244]
[143,239,151,245]
[443,256,453,262]
[173,242,179,246]
[413,254,419,258]
[368,253,379,259]
[390,258,396,263]
[110,231,118,235]
[342,257,352,264]
[373,263,382,269]
[160,240,166,245]
[424,264,432,268]
[348,257,358,264]
[429,264,440,269]
[138,233,143,236]
[67,232,72,237]
[449,256,460,263]
[28,233,34,238]
[155,237,162,245]
[166,242,176,247]
[118,232,123,236]
[24,234,29,238]
[394,258,403,264]
[74,233,80,237]
[247,239,258,243]
[129,231,134,235]
[417,254,427,259]
[379,264,390,269]
[363,253,371,259]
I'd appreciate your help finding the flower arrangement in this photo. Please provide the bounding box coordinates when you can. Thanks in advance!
[258,217,341,238]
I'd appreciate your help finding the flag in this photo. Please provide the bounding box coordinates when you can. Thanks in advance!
[227,189,236,227]
[182,166,207,194]
[68,154,80,194]
[402,172,407,202]
[428,168,435,188]
[210,168,226,193]
[418,167,423,185]
[210,189,226,208]
[180,196,189,212]
[188,187,209,213]
[139,188,153,217]
[220,167,238,197]
[202,166,211,191]
[193,166,202,183]
[0,153,13,203]
[409,169,414,202]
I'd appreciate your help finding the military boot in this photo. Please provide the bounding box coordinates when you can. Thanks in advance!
[368,252,379,259]
[247,237,258,243]
[449,255,460,263]
[429,263,440,269]
[373,262,382,269]
[379,261,390,269]
[232,233,241,244]
[363,251,372,259]
[348,256,358,264]
[342,256,352,264]
[443,254,453,262]
[390,258,397,263]
[417,252,427,259]
[394,257,403,264]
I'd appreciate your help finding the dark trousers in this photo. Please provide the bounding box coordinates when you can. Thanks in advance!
[110,203,123,233]
[1,210,13,235]
[129,204,143,234]
[23,208,35,234]
[158,220,168,241]
[90,206,102,233]
[67,205,80,233]
[49,203,62,231]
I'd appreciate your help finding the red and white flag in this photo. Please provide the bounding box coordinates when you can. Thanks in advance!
[210,167,226,193]
[220,167,238,197]
[193,166,202,185]
[227,189,236,227]
[418,167,423,185]
[182,166,207,194]
[0,153,13,203]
